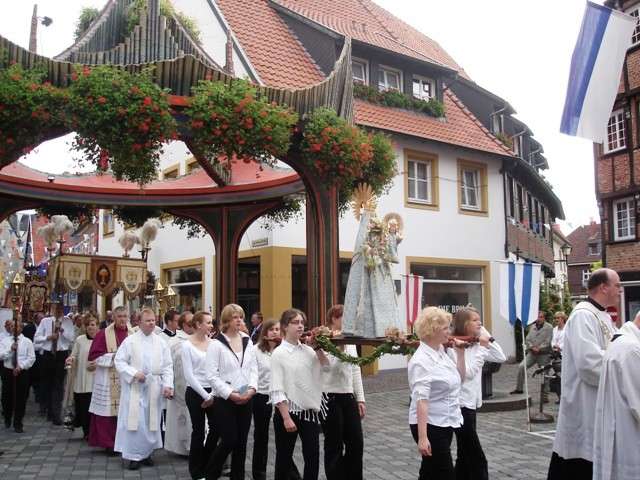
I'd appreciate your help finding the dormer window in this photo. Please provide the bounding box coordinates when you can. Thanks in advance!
[412,75,435,100]
[490,111,504,134]
[352,58,368,84]
[626,6,640,45]
[378,65,402,92]
[513,135,523,158]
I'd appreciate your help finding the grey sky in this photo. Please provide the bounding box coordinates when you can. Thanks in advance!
[0,0,599,231]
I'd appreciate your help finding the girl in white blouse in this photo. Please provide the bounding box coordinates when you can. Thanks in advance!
[451,307,506,480]
[408,307,466,480]
[65,315,98,439]
[181,311,214,480]
[205,304,258,480]
[321,305,365,480]
[271,308,329,480]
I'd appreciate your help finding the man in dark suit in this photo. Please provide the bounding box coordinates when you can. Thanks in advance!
[250,311,263,343]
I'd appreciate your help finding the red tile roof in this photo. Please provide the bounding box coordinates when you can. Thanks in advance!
[273,0,469,76]
[354,91,514,157]
[566,222,602,265]
[216,0,325,89]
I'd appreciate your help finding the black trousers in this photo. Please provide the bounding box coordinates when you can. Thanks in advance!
[73,392,92,437]
[40,350,68,422]
[274,409,320,480]
[205,397,252,480]
[454,407,488,480]
[31,352,43,404]
[1,367,29,428]
[547,451,592,480]
[252,393,272,480]
[321,393,363,480]
[410,423,455,480]
[185,386,216,480]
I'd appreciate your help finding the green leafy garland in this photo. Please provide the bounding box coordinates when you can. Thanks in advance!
[315,335,417,366]
[353,81,445,118]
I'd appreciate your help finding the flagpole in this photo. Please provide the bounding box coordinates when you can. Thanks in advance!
[521,318,532,432]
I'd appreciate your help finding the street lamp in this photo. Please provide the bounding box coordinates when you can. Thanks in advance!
[560,243,572,260]
[153,280,166,318]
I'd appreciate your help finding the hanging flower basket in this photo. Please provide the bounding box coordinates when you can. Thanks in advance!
[0,64,69,165]
[67,65,177,185]
[186,79,298,168]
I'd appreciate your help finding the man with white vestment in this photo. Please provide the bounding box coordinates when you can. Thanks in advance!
[547,268,620,480]
[593,311,640,480]
[164,311,194,456]
[114,308,174,470]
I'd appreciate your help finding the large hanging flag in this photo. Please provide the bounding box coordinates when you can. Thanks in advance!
[560,1,636,142]
[499,261,541,327]
[22,215,35,269]
[401,274,424,327]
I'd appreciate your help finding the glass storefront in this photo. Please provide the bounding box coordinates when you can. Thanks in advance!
[410,263,484,315]
[165,264,203,312]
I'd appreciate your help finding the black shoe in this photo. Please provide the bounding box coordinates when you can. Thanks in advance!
[141,456,154,467]
[510,389,523,394]
[14,426,23,433]
[128,461,140,471]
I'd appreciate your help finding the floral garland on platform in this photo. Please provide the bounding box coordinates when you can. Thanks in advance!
[312,327,417,366]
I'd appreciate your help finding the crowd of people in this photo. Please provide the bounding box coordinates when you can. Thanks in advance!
[3,268,636,479]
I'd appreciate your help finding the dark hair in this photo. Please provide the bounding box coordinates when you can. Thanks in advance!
[452,307,480,336]
[587,269,611,291]
[178,311,193,330]
[280,308,305,329]
[252,311,264,321]
[164,309,179,323]
[326,304,343,327]
[257,317,280,352]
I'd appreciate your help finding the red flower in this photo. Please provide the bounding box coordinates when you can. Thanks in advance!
[82,66,91,77]
[97,96,107,104]
[244,117,254,129]
[143,96,152,106]
[191,120,204,130]
[138,123,150,133]
[71,72,78,81]
[310,143,322,153]
[130,86,141,95]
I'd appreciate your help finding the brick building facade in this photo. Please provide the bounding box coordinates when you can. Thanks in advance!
[566,222,601,301]
[598,1,640,322]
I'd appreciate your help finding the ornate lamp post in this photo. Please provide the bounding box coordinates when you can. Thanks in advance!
[9,272,25,367]
[163,286,177,310]
[153,280,166,319]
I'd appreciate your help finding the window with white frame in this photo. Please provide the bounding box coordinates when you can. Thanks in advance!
[588,242,601,256]
[582,269,592,287]
[460,168,480,210]
[378,66,401,92]
[613,197,636,241]
[352,58,368,84]
[491,112,504,134]
[412,75,435,100]
[513,135,523,158]
[626,6,640,45]
[407,159,432,203]
[605,109,626,153]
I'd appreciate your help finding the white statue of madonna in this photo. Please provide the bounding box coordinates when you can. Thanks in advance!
[342,185,403,337]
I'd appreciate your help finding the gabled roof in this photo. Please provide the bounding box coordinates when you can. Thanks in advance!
[566,222,602,265]
[215,0,325,88]
[272,0,468,76]
[354,90,514,157]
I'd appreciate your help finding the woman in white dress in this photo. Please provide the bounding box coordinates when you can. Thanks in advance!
[321,304,366,480]
[65,315,98,439]
[182,311,215,479]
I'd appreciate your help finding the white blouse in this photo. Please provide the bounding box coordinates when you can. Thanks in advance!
[408,342,463,428]
[182,340,213,401]
[205,332,258,400]
[69,334,95,393]
[552,326,565,351]
[322,344,365,402]
[459,332,506,410]
[255,348,273,395]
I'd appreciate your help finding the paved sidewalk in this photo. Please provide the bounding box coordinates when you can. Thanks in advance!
[0,362,558,479]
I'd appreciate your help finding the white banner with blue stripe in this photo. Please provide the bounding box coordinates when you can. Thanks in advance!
[560,1,635,142]
[499,261,541,327]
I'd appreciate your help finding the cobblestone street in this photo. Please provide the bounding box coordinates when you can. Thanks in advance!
[0,362,558,479]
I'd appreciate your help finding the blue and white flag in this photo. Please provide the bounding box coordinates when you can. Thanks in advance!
[560,1,636,142]
[499,261,541,327]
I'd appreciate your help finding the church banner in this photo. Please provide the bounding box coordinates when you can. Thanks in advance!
[91,258,118,295]
[118,261,147,298]
[60,256,90,292]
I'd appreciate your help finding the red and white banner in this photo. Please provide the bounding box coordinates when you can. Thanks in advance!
[402,274,424,328]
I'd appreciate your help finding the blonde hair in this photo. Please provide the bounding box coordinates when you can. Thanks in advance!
[219,303,245,332]
[414,306,451,341]
[140,307,156,320]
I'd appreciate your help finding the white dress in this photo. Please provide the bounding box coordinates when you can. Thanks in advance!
[552,301,616,462]
[593,323,640,480]
[113,331,173,461]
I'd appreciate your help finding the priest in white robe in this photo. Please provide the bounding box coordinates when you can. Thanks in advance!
[593,311,640,480]
[547,268,620,480]
[114,308,174,470]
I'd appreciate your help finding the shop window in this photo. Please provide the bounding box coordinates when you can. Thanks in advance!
[164,262,203,312]
[411,264,484,315]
